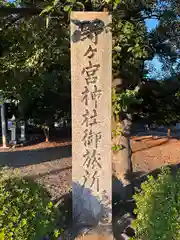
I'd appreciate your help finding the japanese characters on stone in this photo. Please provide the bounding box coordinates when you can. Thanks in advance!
[71,19,105,44]
[81,43,103,192]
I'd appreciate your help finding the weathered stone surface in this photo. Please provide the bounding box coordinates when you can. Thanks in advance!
[71,11,112,232]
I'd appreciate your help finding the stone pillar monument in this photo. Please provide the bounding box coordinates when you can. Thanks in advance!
[71,12,112,238]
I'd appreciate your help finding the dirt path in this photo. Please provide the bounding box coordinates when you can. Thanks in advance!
[132,136,180,173]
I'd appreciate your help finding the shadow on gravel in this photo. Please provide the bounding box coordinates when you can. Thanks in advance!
[0,145,72,168]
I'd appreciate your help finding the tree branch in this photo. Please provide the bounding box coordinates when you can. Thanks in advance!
[1,15,23,31]
[0,7,63,17]
[138,14,163,21]
[0,7,42,15]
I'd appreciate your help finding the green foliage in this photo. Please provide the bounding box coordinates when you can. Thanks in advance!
[0,0,179,130]
[132,167,180,240]
[63,0,85,13]
[112,86,141,152]
[112,86,141,151]
[62,0,121,11]
[0,175,63,240]
[0,11,71,124]
[149,1,180,77]
[135,78,180,125]
[175,89,180,100]
[112,144,123,152]
[111,121,123,152]
[112,88,121,120]
[112,87,141,118]
[112,123,122,137]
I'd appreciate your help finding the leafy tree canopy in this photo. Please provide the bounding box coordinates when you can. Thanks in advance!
[0,0,179,124]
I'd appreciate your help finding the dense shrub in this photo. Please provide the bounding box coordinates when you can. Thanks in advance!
[132,167,180,240]
[0,175,62,240]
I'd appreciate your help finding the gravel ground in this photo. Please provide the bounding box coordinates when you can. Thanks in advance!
[132,135,180,173]
[0,140,72,201]
[1,135,180,201]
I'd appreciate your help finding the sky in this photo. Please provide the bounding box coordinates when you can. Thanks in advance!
[146,18,158,32]
[145,19,163,79]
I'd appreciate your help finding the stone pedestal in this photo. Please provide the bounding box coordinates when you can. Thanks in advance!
[10,127,16,145]
[9,115,16,145]
[20,121,26,142]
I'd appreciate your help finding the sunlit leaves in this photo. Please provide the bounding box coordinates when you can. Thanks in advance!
[0,176,61,240]
[63,0,85,13]
[24,48,44,68]
[112,87,141,118]
[133,167,180,240]
[40,5,54,16]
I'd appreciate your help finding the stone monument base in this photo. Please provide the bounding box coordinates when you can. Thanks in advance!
[0,146,9,149]
[9,140,17,145]
[19,137,26,142]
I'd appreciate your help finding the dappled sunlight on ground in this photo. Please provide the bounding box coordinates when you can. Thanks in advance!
[132,136,180,173]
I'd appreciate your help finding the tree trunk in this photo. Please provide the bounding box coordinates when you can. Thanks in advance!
[112,113,133,199]
[167,128,171,138]
[1,103,7,148]
[111,78,138,199]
